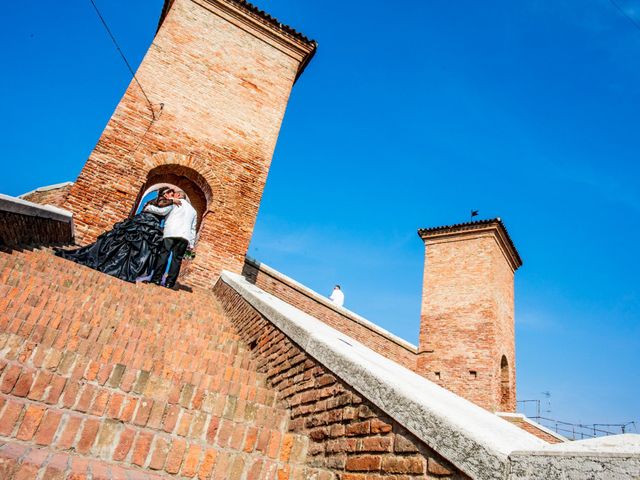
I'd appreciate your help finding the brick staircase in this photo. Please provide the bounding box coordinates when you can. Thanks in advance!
[0,248,332,479]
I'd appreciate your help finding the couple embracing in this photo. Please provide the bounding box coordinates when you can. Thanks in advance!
[56,187,196,289]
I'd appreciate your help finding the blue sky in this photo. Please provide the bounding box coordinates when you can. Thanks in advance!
[1,1,639,429]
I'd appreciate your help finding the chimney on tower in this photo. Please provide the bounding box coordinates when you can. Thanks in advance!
[416,218,522,412]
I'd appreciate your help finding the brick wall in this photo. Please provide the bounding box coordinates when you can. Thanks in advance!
[242,259,417,370]
[0,212,72,248]
[0,196,73,248]
[63,0,315,288]
[20,184,73,209]
[214,279,469,479]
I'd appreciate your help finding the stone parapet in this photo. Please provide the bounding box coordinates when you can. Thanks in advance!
[509,435,640,479]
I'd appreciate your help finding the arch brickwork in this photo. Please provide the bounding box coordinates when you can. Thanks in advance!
[141,152,218,202]
[134,153,220,230]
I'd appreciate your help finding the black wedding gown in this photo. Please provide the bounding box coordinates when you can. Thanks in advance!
[56,211,166,282]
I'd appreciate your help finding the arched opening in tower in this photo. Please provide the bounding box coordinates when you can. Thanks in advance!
[500,355,511,410]
[131,164,212,234]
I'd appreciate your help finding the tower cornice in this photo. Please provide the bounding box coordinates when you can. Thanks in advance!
[418,218,523,272]
[159,0,317,80]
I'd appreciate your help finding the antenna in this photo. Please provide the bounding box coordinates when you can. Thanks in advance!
[517,399,541,418]
[541,391,552,415]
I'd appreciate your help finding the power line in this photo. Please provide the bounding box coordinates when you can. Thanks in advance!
[530,416,637,440]
[608,0,640,33]
[88,0,158,119]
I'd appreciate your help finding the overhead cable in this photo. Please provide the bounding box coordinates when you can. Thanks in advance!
[88,0,158,119]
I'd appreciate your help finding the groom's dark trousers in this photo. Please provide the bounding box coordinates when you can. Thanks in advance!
[151,237,188,288]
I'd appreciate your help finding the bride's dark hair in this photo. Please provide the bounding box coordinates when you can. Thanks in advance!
[144,187,174,209]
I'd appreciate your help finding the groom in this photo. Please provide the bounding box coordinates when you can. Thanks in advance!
[144,190,197,289]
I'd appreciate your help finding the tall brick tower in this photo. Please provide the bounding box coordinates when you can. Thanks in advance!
[415,219,522,412]
[64,0,316,288]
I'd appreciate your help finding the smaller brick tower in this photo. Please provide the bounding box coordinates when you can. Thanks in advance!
[416,219,522,412]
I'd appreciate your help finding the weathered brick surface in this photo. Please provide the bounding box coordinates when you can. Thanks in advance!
[63,0,315,288]
[214,280,470,479]
[0,247,333,479]
[242,260,417,370]
[0,442,168,480]
[0,211,72,248]
[20,184,72,208]
[417,222,519,412]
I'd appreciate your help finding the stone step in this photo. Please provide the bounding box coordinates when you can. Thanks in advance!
[0,331,278,410]
[0,283,222,342]
[0,333,276,406]
[0,436,325,479]
[0,251,220,317]
[0,357,287,436]
[0,250,289,422]
[0,291,267,396]
[0,254,223,330]
[0,394,298,472]
[0,258,266,382]
[0,440,170,479]
[0,300,261,386]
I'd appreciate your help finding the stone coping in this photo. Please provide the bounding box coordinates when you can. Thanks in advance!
[220,271,640,480]
[244,256,418,353]
[529,434,640,455]
[0,193,73,223]
[508,435,640,480]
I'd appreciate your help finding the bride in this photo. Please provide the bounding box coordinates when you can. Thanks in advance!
[56,187,179,282]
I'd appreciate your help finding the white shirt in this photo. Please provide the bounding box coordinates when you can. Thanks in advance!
[145,202,197,248]
[329,288,344,307]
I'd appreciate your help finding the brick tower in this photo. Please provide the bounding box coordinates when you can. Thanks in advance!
[415,219,522,412]
[64,0,316,288]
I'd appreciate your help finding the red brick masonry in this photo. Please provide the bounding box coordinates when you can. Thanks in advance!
[496,414,565,445]
[20,183,73,209]
[0,247,333,479]
[417,220,520,412]
[0,211,72,248]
